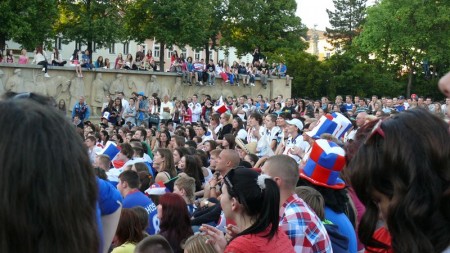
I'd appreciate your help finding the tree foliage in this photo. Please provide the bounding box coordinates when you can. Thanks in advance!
[124,0,213,71]
[55,0,126,51]
[222,0,307,56]
[326,0,367,50]
[354,0,450,96]
[0,0,58,51]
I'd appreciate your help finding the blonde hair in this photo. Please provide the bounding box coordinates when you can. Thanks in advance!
[183,234,215,253]
[174,176,195,203]
[295,186,325,220]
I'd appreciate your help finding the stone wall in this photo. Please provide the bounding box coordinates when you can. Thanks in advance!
[0,63,291,116]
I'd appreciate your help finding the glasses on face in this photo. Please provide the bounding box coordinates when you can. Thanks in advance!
[365,119,385,144]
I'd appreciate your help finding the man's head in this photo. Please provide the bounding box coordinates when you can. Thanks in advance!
[117,143,134,161]
[133,127,147,141]
[130,141,144,158]
[356,112,367,128]
[248,112,263,127]
[116,92,124,100]
[215,149,240,176]
[262,155,298,192]
[386,99,393,107]
[194,125,206,137]
[84,136,96,148]
[438,71,450,97]
[264,114,277,129]
[117,170,140,197]
[345,95,352,104]
[173,176,195,203]
[209,149,221,169]
[192,94,198,103]
[95,154,111,172]
[79,96,85,104]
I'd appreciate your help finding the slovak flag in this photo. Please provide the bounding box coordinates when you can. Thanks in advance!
[214,96,228,114]
[306,112,352,139]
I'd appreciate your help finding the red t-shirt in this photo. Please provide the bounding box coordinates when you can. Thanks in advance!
[225,228,295,253]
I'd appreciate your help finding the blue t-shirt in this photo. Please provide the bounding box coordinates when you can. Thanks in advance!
[325,206,357,253]
[345,103,354,112]
[97,177,123,215]
[123,191,159,234]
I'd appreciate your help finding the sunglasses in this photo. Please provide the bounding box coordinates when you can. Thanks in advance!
[365,119,385,145]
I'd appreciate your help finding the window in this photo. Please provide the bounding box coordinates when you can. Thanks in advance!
[209,49,213,61]
[181,48,187,58]
[194,50,200,61]
[76,41,82,51]
[54,37,62,50]
[326,52,331,59]
[123,42,129,55]
[154,44,160,58]
[167,46,175,59]
[109,43,115,54]
[92,42,97,52]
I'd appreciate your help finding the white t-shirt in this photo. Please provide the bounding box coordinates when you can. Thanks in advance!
[283,134,310,163]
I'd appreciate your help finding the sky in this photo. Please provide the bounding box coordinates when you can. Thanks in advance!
[296,0,334,31]
[296,0,376,31]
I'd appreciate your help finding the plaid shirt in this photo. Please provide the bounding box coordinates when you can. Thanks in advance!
[279,194,332,253]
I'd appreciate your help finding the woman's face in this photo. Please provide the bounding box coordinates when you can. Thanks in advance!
[232,119,239,128]
[244,155,253,166]
[173,150,181,164]
[153,152,164,170]
[100,132,107,141]
[118,129,124,136]
[160,133,168,142]
[118,53,122,58]
[276,116,286,127]
[126,133,133,143]
[275,103,281,110]
[222,139,229,148]
[178,156,186,170]
[220,184,234,219]
[115,99,121,106]
[204,142,211,152]
[170,138,177,148]
[236,147,246,159]
[59,100,65,106]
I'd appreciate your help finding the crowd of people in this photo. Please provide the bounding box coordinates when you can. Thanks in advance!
[0,47,290,87]
[1,70,450,253]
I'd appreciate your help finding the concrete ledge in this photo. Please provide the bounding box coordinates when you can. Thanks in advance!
[0,63,291,116]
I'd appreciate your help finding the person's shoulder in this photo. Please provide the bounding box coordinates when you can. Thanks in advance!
[111,242,136,253]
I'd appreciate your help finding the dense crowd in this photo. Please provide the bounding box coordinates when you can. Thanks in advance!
[0,71,449,253]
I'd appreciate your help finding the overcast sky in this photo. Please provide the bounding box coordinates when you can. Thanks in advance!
[296,0,376,31]
[296,0,334,31]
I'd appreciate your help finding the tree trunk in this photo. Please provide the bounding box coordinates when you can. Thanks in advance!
[160,42,165,72]
[0,34,6,54]
[407,67,413,98]
[205,43,210,63]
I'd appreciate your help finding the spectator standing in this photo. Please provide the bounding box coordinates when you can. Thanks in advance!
[72,96,90,127]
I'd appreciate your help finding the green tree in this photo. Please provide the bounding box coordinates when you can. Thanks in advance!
[0,0,58,51]
[124,0,212,71]
[222,0,307,57]
[326,0,367,50]
[354,0,450,96]
[55,0,126,52]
